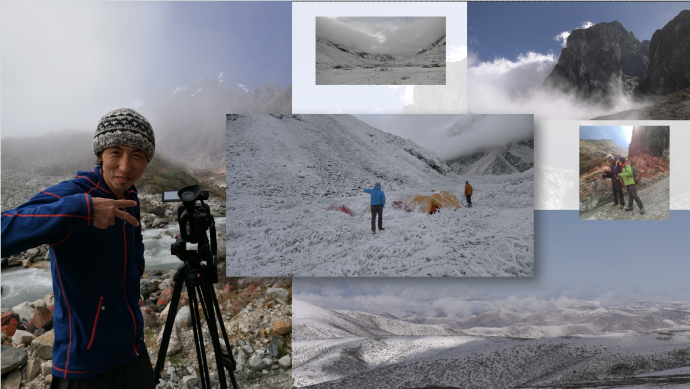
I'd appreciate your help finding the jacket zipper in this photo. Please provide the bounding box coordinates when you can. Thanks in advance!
[87,297,104,349]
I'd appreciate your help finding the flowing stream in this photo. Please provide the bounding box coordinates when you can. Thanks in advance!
[0,217,226,309]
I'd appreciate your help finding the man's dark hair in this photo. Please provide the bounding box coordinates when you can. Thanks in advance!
[466,181,469,184]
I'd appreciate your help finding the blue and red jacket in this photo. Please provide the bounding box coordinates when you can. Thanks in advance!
[1,166,145,379]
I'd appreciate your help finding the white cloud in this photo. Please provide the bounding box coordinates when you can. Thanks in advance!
[467,50,646,119]
[554,21,595,48]
[401,86,414,105]
[447,45,467,62]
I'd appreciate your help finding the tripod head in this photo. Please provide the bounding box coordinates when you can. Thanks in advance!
[162,184,218,283]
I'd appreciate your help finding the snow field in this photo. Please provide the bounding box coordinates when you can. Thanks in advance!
[227,114,534,276]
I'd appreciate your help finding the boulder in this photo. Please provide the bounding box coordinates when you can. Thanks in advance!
[141,306,158,329]
[1,344,28,375]
[26,358,42,381]
[43,294,55,308]
[270,335,283,347]
[156,323,182,356]
[278,355,291,368]
[26,248,39,259]
[1,312,19,326]
[31,330,55,360]
[267,342,280,358]
[174,306,192,329]
[272,321,292,336]
[41,360,53,376]
[248,354,263,370]
[1,369,22,389]
[11,330,34,346]
[33,306,53,330]
[265,288,290,305]
[157,287,174,307]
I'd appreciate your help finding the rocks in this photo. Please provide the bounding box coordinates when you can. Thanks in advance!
[11,330,34,346]
[278,356,291,369]
[262,357,273,367]
[640,10,690,96]
[265,288,290,305]
[26,248,39,259]
[270,335,283,347]
[174,306,192,329]
[248,354,263,370]
[241,344,254,356]
[43,293,55,308]
[156,323,182,356]
[1,345,28,375]
[26,358,42,381]
[141,306,158,329]
[267,342,280,358]
[31,330,55,360]
[157,287,174,306]
[628,126,670,160]
[2,369,22,389]
[41,361,52,376]
[272,321,292,336]
[32,305,54,330]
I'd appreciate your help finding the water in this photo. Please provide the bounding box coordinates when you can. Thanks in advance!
[0,217,226,308]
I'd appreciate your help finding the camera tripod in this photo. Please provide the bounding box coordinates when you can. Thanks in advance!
[155,185,238,389]
[153,263,238,389]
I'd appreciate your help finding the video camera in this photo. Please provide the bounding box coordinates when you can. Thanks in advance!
[162,184,218,283]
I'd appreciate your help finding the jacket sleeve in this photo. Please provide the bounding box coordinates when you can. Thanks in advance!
[363,188,373,194]
[1,190,93,256]
[134,202,145,277]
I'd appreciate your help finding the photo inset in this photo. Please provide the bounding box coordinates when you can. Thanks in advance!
[468,3,690,120]
[226,114,534,277]
[579,126,670,220]
[316,17,446,85]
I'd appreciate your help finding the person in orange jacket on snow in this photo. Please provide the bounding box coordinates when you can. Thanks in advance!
[465,181,473,208]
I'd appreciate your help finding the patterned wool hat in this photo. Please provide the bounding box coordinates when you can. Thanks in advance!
[93,108,155,162]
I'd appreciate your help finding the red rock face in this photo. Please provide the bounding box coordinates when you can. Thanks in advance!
[630,153,670,179]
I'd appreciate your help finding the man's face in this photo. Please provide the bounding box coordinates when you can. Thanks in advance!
[98,145,148,198]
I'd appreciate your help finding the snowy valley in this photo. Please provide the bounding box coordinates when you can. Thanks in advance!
[226,114,533,277]
[293,298,690,389]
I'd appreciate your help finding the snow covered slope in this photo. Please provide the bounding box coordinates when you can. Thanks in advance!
[296,331,690,388]
[294,299,458,340]
[449,140,534,176]
[226,114,534,276]
[316,38,395,70]
[294,301,690,388]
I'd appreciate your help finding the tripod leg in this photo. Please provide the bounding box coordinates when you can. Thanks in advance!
[198,283,231,389]
[188,285,211,389]
[211,291,239,389]
[154,267,185,384]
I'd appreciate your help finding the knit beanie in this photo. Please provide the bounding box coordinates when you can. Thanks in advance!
[93,108,155,162]
[619,157,626,163]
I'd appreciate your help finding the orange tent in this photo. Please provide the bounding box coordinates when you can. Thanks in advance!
[404,191,461,214]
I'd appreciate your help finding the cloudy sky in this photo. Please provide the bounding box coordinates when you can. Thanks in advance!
[316,17,446,59]
[1,1,291,139]
[466,3,689,119]
[295,210,690,319]
[353,114,533,161]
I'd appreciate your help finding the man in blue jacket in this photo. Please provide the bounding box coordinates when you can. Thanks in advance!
[1,108,156,389]
[364,182,386,234]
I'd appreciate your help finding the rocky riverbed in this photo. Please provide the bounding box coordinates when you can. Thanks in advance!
[1,274,293,389]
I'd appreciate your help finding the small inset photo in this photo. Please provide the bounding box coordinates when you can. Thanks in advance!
[316,17,446,85]
[579,126,670,220]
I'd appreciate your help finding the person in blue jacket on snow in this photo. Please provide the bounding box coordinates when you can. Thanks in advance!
[364,182,386,234]
[1,108,156,389]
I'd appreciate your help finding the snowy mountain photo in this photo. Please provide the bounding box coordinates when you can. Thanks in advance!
[293,293,690,389]
[226,114,533,277]
[315,17,447,85]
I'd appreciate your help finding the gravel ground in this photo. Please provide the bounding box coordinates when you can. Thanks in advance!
[580,176,670,220]
[316,67,446,85]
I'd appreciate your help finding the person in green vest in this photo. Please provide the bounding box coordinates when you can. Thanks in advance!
[618,157,645,215]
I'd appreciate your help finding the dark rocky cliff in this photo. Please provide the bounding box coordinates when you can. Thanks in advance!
[542,21,649,102]
[636,10,690,96]
[628,126,670,159]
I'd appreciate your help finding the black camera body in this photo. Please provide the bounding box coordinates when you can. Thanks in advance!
[162,185,218,283]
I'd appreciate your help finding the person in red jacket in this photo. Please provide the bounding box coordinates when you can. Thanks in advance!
[465,181,473,208]
[1,108,156,389]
